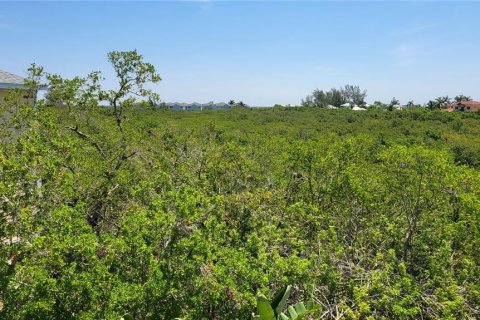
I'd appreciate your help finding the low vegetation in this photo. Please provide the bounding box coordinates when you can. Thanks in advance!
[1,52,479,319]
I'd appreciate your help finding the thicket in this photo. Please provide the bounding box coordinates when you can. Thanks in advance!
[1,58,480,319]
[301,85,367,108]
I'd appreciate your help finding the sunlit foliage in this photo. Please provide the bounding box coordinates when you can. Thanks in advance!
[1,56,479,319]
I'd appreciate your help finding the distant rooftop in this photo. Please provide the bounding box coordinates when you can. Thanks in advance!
[0,70,26,89]
[164,101,232,110]
[165,101,230,107]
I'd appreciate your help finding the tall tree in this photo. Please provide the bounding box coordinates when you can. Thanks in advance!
[427,96,451,109]
[341,84,367,105]
[103,50,161,133]
[302,87,346,107]
[454,94,472,102]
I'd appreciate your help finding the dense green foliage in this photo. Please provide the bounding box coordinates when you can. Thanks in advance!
[1,62,480,319]
[302,85,367,108]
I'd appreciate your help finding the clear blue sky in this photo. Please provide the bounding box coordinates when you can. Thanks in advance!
[1,1,479,106]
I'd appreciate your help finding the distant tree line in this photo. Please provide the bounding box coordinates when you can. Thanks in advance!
[228,99,249,108]
[302,86,474,110]
[302,84,367,108]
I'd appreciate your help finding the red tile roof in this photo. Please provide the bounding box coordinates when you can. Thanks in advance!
[447,100,480,111]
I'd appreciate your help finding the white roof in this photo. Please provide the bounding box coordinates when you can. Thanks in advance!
[352,106,367,111]
[341,102,351,107]
[327,105,337,109]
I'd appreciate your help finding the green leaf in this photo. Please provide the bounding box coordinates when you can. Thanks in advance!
[257,295,275,320]
[305,301,314,310]
[296,304,321,320]
[280,313,289,320]
[271,285,292,315]
[288,306,298,319]
[294,302,307,314]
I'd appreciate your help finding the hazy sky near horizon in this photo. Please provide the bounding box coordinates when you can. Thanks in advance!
[1,1,479,106]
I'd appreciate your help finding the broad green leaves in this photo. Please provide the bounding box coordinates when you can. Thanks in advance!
[253,286,319,320]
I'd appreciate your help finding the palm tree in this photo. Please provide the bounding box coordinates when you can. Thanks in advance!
[454,95,472,102]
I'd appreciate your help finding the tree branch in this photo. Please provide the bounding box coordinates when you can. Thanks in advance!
[66,125,106,159]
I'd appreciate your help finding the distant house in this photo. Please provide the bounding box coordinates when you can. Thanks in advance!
[447,100,480,112]
[352,106,367,111]
[167,102,187,111]
[211,102,231,110]
[165,101,231,111]
[0,70,27,103]
[186,102,202,111]
[215,102,231,110]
